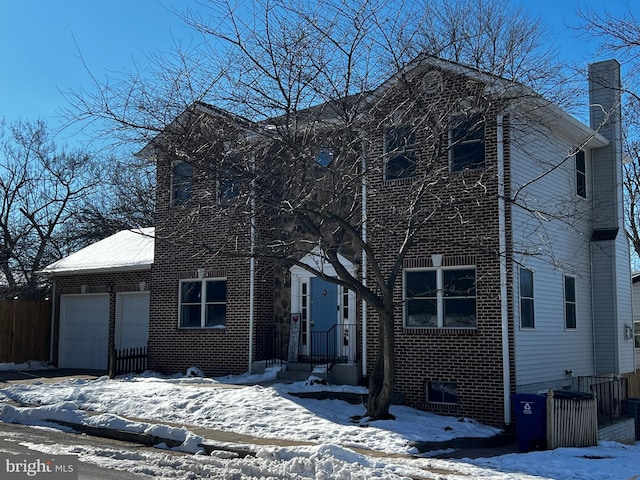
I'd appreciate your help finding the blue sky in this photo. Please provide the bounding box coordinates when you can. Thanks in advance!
[1,0,638,148]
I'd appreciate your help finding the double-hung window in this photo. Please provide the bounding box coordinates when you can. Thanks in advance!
[564,275,577,329]
[179,278,227,328]
[171,161,193,206]
[405,267,476,328]
[575,150,587,198]
[450,114,485,172]
[385,125,417,180]
[519,268,535,329]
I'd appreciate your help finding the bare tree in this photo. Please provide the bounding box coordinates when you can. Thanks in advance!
[65,0,564,420]
[0,119,105,298]
[578,6,640,263]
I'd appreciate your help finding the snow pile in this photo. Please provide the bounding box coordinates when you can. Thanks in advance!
[0,371,638,479]
[0,372,499,454]
[0,360,54,371]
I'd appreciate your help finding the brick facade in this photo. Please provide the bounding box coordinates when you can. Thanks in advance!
[149,123,275,377]
[148,62,526,426]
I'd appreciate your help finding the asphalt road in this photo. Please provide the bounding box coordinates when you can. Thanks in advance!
[0,421,160,480]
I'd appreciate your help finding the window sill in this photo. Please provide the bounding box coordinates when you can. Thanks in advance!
[383,177,415,185]
[178,326,226,330]
[403,327,477,335]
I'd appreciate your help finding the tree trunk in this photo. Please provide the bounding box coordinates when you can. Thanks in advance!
[366,305,396,420]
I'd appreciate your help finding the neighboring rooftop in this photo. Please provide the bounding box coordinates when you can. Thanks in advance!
[40,228,154,275]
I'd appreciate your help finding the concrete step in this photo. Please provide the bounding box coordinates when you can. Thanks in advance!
[285,362,314,372]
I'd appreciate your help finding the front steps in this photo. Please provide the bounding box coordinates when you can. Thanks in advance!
[277,362,326,383]
[276,362,361,386]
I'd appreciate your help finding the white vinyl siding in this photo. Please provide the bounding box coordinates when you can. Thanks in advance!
[509,116,595,387]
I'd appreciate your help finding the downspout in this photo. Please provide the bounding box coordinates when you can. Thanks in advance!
[248,158,256,373]
[497,114,511,425]
[49,279,56,364]
[361,145,368,377]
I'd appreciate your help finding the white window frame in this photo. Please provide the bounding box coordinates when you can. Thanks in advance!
[575,150,587,198]
[564,274,577,330]
[178,278,227,329]
[426,380,458,405]
[519,267,535,329]
[404,266,477,329]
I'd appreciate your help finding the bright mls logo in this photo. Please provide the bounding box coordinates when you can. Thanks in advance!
[1,454,78,479]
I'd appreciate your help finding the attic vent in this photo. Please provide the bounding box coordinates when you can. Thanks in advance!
[422,71,442,95]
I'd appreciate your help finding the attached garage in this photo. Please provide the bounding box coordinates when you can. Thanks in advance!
[39,228,154,371]
[59,294,110,369]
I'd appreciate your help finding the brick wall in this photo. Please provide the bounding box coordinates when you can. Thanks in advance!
[362,67,514,426]
[150,126,275,377]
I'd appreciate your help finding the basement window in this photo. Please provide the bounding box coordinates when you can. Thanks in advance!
[427,381,458,404]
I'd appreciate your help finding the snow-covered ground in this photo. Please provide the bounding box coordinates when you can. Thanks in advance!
[0,366,638,479]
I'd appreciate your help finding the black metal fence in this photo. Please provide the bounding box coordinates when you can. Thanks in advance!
[578,376,628,426]
[256,322,359,369]
[109,346,148,378]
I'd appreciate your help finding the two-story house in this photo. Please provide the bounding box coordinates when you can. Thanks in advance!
[43,56,634,427]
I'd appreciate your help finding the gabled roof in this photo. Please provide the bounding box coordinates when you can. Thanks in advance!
[138,55,610,158]
[39,228,155,276]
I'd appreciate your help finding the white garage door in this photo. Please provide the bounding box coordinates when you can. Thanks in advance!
[59,294,109,370]
[115,292,150,350]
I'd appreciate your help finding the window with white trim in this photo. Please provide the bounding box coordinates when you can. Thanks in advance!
[519,267,535,329]
[179,278,227,328]
[405,267,476,328]
[427,381,458,404]
[171,161,193,206]
[450,114,485,172]
[564,275,577,329]
[575,150,587,198]
[385,125,417,180]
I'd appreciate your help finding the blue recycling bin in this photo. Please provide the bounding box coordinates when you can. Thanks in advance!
[512,393,547,452]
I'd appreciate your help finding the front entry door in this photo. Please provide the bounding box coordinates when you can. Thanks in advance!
[310,277,338,358]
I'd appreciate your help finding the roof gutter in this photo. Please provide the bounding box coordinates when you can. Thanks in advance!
[37,264,153,277]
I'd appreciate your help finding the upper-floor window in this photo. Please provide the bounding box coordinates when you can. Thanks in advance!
[564,275,577,329]
[404,267,476,328]
[179,278,227,328]
[519,267,535,329]
[315,146,335,167]
[385,125,416,180]
[218,156,242,203]
[450,115,485,172]
[171,161,193,207]
[575,150,587,198]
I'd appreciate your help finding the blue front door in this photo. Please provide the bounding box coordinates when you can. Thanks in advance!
[310,277,338,358]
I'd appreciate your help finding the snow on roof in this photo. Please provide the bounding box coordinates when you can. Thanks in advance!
[40,227,154,275]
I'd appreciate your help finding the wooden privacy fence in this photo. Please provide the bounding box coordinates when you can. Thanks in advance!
[0,300,51,363]
[546,390,598,449]
[109,346,148,378]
